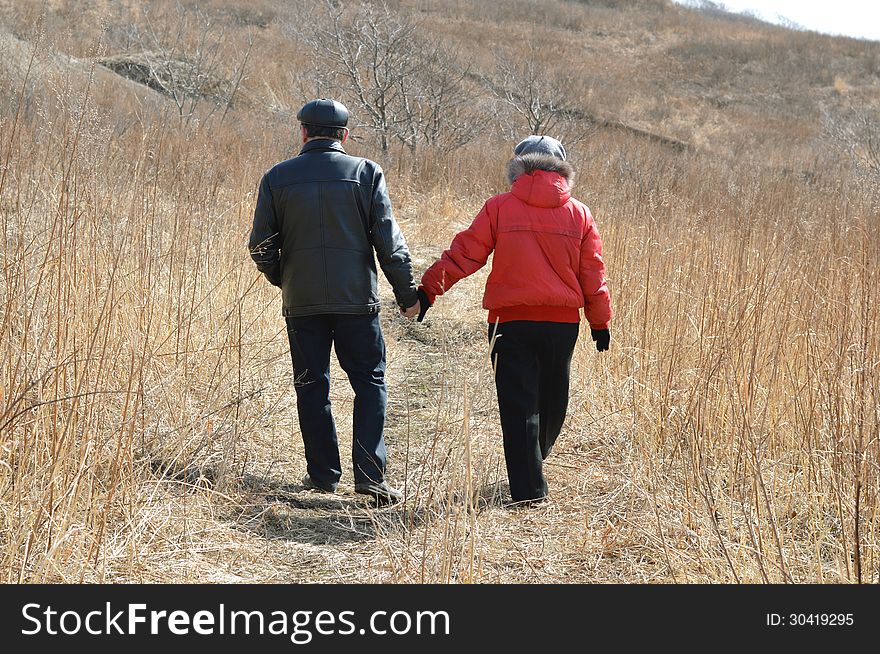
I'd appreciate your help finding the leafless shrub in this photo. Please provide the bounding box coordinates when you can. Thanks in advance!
[114,4,254,126]
[823,102,880,180]
[221,5,276,29]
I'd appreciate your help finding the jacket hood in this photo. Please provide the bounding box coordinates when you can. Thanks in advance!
[507,153,574,208]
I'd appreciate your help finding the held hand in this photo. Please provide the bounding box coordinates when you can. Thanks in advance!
[416,287,431,322]
[400,299,421,319]
[591,328,611,352]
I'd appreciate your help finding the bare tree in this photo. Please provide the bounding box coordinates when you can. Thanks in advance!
[488,47,571,137]
[294,1,476,154]
[401,46,477,152]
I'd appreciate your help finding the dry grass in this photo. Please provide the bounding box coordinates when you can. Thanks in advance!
[1,0,878,584]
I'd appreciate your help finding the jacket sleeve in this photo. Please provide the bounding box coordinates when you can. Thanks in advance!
[579,211,612,330]
[369,167,418,308]
[248,173,282,287]
[420,201,496,303]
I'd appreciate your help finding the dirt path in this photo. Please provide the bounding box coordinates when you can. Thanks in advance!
[137,307,656,584]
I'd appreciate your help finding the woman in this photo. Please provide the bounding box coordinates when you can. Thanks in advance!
[418,136,612,504]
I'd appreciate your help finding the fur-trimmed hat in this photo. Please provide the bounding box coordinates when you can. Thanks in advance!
[513,135,566,161]
[507,153,574,187]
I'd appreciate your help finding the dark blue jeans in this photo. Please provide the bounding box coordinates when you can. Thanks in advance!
[286,313,388,487]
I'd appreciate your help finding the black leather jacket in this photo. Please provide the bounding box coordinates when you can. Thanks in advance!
[249,139,417,316]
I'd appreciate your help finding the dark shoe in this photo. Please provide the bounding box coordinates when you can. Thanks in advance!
[509,495,548,508]
[302,473,336,493]
[355,480,403,505]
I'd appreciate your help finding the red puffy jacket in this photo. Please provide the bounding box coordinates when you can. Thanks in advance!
[420,159,612,329]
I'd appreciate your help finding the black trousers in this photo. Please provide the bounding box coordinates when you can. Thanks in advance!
[488,320,579,502]
[286,313,387,487]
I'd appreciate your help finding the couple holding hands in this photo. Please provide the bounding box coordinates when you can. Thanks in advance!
[249,99,612,506]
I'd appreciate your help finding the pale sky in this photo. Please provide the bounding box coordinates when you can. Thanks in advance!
[673,0,880,41]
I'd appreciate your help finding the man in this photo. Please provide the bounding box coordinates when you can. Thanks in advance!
[249,98,420,505]
[417,135,612,504]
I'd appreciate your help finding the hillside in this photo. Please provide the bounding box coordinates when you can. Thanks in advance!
[3,1,879,166]
[0,0,878,584]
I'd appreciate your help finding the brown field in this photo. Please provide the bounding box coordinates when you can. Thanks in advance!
[1,0,878,583]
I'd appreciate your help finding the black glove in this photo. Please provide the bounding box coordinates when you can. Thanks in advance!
[263,270,282,288]
[260,263,282,288]
[591,328,610,352]
[416,287,432,322]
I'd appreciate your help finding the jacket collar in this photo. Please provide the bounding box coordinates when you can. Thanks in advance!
[298,139,346,155]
